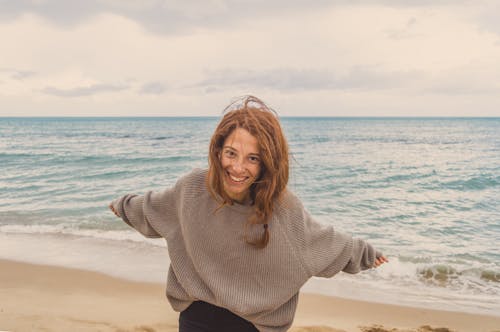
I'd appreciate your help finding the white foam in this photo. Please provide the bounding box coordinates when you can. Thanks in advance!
[301,256,500,317]
[0,232,168,283]
[0,224,166,247]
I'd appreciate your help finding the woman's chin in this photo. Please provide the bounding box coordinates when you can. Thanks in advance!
[223,186,248,202]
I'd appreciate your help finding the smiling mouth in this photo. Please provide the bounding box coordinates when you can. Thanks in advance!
[226,171,249,184]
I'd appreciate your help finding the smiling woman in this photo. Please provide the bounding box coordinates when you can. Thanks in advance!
[109,95,387,332]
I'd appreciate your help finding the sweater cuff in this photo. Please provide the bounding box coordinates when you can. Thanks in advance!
[111,196,131,224]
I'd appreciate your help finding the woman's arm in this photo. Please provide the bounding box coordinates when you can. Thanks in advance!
[109,192,162,238]
[109,169,205,240]
[341,237,388,274]
[279,192,387,278]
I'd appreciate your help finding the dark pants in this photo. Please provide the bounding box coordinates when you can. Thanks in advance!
[179,301,259,332]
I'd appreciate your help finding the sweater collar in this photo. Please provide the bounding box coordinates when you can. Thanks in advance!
[225,200,254,214]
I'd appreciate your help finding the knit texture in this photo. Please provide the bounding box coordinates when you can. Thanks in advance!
[111,169,381,332]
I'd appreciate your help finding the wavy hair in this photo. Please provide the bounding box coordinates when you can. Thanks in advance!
[207,95,289,248]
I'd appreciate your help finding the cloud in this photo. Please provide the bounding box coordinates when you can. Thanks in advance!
[475,2,500,37]
[385,17,421,40]
[0,0,333,34]
[423,64,500,95]
[0,1,98,26]
[41,83,128,97]
[140,81,167,95]
[197,64,499,97]
[0,0,466,34]
[0,68,37,80]
[196,66,423,92]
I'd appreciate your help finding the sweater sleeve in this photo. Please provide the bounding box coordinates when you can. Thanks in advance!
[280,191,381,278]
[301,209,382,277]
[111,187,176,238]
[299,209,351,278]
[341,237,382,274]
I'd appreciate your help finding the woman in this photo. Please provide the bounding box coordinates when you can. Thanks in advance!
[109,95,388,332]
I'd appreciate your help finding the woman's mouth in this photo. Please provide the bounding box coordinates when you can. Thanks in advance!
[227,171,249,184]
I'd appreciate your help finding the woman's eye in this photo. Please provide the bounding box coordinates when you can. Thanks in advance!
[249,156,260,164]
[224,150,236,157]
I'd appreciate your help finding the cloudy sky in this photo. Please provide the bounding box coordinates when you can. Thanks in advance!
[1,0,500,116]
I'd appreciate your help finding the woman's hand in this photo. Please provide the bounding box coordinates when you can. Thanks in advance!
[373,255,389,268]
[109,203,120,217]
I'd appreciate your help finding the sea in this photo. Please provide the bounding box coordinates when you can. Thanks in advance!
[1,117,499,317]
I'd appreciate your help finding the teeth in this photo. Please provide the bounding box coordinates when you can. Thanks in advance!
[230,174,246,182]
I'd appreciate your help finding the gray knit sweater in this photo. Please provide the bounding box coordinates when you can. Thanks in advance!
[111,168,381,332]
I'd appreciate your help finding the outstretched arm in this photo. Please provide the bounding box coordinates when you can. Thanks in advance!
[109,193,161,238]
[341,237,388,274]
[277,191,388,278]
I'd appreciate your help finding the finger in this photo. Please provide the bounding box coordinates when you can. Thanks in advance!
[373,257,386,268]
[109,204,119,217]
[377,256,388,263]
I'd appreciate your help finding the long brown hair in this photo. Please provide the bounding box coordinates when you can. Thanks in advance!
[207,95,289,248]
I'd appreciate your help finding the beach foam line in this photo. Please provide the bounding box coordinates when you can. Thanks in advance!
[0,223,166,246]
[0,231,169,283]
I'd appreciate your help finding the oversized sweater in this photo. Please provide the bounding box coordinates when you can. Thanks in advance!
[111,168,381,332]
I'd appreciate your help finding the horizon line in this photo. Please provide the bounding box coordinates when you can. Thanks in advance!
[1,115,500,119]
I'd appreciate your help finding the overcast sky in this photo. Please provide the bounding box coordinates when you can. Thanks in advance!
[1,0,500,116]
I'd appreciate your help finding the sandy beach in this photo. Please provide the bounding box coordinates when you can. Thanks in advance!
[1,259,499,332]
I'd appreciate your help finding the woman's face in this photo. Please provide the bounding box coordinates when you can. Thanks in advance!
[220,128,262,203]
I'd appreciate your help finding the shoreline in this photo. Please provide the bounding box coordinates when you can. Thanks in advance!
[1,259,500,332]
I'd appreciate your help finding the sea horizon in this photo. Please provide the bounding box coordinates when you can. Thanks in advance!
[2,115,500,119]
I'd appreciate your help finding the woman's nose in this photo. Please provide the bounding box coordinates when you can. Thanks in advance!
[231,158,245,172]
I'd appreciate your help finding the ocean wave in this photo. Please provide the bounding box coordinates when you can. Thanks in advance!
[78,170,134,180]
[0,152,55,166]
[0,152,53,158]
[418,264,500,285]
[369,256,500,301]
[480,269,500,283]
[0,224,166,247]
[440,175,499,191]
[381,172,435,183]
[418,264,460,283]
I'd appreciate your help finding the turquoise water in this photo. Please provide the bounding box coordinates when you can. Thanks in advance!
[1,117,499,315]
